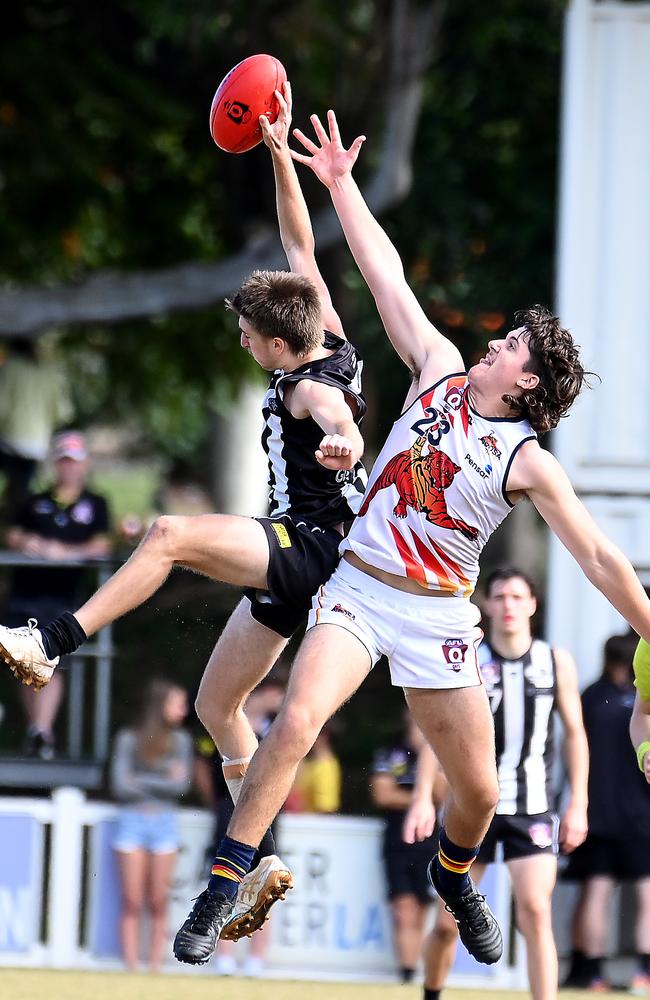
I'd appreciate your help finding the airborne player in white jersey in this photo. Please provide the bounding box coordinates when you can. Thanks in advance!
[170,106,650,967]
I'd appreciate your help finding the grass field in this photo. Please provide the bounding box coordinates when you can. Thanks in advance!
[0,969,619,1000]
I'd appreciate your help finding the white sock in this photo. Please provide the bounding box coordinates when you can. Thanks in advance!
[222,753,254,804]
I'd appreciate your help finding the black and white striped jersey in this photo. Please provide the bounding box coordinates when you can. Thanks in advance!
[479,639,557,816]
[261,331,368,528]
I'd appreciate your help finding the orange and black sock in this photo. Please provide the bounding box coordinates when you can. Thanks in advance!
[434,827,479,897]
[207,835,256,900]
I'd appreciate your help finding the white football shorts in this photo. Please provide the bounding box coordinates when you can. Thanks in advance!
[307,558,483,689]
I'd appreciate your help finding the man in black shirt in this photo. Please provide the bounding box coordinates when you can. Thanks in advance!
[563,633,650,992]
[4,430,111,757]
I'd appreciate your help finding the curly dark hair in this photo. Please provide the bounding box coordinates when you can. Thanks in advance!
[502,305,593,433]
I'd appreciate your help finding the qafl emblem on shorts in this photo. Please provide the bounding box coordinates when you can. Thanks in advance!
[442,638,468,672]
[225,100,252,125]
[528,821,553,849]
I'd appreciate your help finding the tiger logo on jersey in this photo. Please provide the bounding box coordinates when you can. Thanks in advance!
[358,434,478,541]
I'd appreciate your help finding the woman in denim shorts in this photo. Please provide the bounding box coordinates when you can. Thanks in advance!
[110,678,193,971]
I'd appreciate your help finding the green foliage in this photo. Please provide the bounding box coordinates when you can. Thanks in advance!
[344,0,565,444]
[1,1,566,455]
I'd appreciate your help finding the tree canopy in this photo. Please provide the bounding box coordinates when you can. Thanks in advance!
[1,0,565,455]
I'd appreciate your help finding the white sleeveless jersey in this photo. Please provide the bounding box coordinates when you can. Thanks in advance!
[340,372,536,596]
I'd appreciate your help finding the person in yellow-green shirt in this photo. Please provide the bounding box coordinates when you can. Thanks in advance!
[631,639,650,783]
[289,721,342,814]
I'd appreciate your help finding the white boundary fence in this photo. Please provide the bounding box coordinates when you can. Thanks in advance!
[0,788,527,986]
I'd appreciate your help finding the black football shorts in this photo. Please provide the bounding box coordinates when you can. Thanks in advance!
[477,812,559,863]
[562,833,650,881]
[244,515,342,639]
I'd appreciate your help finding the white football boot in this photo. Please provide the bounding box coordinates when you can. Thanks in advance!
[0,619,59,689]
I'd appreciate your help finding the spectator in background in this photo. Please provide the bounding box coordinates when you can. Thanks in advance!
[0,337,72,521]
[194,675,286,977]
[110,678,192,972]
[4,430,111,758]
[371,711,441,984]
[286,720,342,814]
[563,632,650,994]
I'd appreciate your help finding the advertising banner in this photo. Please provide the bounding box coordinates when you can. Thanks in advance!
[0,814,43,953]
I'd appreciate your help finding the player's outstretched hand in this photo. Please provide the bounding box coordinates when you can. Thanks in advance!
[260,80,292,153]
[315,434,357,471]
[291,110,365,188]
[402,796,436,845]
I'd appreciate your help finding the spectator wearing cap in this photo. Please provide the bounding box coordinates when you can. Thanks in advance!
[4,430,112,758]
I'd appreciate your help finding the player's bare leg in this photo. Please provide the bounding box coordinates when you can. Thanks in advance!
[227,624,372,844]
[406,686,502,964]
[173,624,372,963]
[508,854,558,1000]
[0,513,271,688]
[195,598,289,760]
[390,894,429,980]
[405,686,499,848]
[579,875,615,987]
[76,514,270,637]
[195,598,294,942]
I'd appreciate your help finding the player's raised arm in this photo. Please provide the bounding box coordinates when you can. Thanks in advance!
[260,83,345,340]
[291,110,463,382]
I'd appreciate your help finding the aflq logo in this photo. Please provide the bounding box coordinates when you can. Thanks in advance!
[225,100,252,124]
[442,638,468,671]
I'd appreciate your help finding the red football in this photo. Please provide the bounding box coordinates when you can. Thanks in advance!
[210,54,287,154]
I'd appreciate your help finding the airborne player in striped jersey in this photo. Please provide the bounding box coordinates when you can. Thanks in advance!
[0,82,367,942]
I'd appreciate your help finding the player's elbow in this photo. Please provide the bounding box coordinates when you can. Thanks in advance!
[286,242,316,270]
[580,539,619,592]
